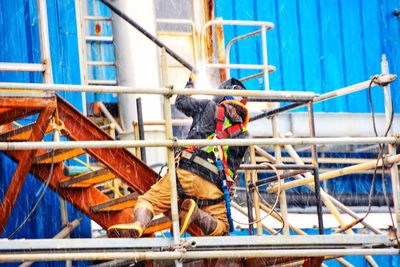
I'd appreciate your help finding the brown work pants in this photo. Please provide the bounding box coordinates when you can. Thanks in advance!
[135,168,228,236]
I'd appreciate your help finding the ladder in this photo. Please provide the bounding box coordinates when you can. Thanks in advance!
[75,0,117,116]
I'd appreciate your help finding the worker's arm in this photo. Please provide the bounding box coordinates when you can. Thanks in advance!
[175,79,211,118]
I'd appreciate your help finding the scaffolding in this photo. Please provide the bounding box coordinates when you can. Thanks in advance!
[0,1,399,266]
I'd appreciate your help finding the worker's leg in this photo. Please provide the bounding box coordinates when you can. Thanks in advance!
[135,171,173,214]
[177,168,229,236]
[107,172,174,237]
[180,199,228,236]
[107,207,153,238]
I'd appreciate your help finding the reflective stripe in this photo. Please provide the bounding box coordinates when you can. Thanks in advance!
[181,151,218,175]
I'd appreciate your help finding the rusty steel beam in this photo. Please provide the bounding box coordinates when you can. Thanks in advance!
[29,163,134,229]
[0,106,55,235]
[0,96,56,109]
[56,95,158,193]
[0,108,41,126]
[2,149,135,230]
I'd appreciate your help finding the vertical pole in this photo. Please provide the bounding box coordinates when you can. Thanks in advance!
[161,48,180,246]
[75,0,88,115]
[307,102,324,234]
[37,0,53,84]
[250,146,263,235]
[381,54,400,237]
[216,23,227,83]
[136,98,147,163]
[132,122,141,158]
[272,115,289,235]
[261,25,269,91]
[54,128,72,267]
[244,151,254,235]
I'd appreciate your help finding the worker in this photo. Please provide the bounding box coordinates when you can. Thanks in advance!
[107,77,250,237]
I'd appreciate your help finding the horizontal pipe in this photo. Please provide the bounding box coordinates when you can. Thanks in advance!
[203,19,275,30]
[250,170,311,189]
[134,119,192,126]
[0,137,398,151]
[156,18,195,26]
[315,75,397,103]
[239,191,394,207]
[84,16,112,21]
[240,164,315,170]
[86,61,115,66]
[247,97,310,103]
[88,80,117,85]
[85,36,113,42]
[250,102,307,122]
[0,82,318,99]
[19,218,82,267]
[205,63,276,72]
[0,63,45,72]
[251,75,396,116]
[268,154,400,193]
[0,249,396,262]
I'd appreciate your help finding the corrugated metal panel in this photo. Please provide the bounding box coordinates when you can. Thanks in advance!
[0,2,92,266]
[215,0,400,113]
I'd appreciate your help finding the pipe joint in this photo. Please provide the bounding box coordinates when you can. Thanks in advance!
[372,74,397,87]
[165,85,174,99]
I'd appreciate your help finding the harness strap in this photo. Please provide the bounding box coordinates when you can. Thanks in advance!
[219,123,243,139]
[215,104,225,136]
[181,151,218,175]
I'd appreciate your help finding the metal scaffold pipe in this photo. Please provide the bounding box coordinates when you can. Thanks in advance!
[315,74,397,103]
[0,82,317,100]
[268,154,400,193]
[0,63,45,72]
[0,249,397,262]
[0,137,398,151]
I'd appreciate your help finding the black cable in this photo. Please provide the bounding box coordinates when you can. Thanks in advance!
[336,77,397,241]
[8,148,56,239]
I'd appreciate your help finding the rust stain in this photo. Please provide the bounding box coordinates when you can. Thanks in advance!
[216,24,227,82]
[94,23,102,35]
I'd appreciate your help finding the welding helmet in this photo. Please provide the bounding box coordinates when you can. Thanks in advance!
[213,78,247,104]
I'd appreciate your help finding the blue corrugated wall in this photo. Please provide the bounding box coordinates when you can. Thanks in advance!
[0,1,91,266]
[216,1,399,265]
[215,0,400,113]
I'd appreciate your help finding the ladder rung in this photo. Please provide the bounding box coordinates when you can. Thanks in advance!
[87,61,115,66]
[88,80,117,85]
[60,168,116,188]
[85,36,113,42]
[34,148,85,164]
[91,193,139,212]
[0,123,53,141]
[84,16,112,21]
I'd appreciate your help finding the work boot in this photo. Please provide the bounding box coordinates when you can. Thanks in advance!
[179,199,218,236]
[107,207,153,238]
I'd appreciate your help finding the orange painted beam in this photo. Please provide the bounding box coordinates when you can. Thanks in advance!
[28,163,135,229]
[56,95,158,194]
[0,96,56,109]
[0,108,41,126]
[0,107,55,235]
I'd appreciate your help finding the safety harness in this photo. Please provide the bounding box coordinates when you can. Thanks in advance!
[176,103,245,208]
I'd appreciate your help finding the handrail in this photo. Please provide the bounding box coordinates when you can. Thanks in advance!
[200,19,275,88]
